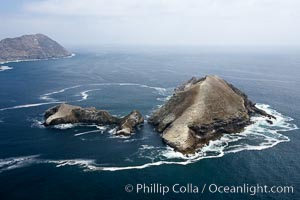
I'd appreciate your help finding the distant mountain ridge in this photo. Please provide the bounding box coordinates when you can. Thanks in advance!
[0,34,71,63]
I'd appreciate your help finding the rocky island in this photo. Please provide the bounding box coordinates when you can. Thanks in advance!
[43,76,274,153]
[0,34,71,63]
[44,104,144,136]
[149,75,274,153]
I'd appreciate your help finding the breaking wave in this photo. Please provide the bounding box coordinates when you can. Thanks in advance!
[40,85,82,101]
[51,104,299,171]
[74,125,107,136]
[51,123,108,132]
[53,123,78,130]
[0,155,40,173]
[0,66,13,72]
[0,104,297,173]
[77,89,102,101]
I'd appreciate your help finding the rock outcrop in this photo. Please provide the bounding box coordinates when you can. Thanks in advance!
[0,34,71,63]
[116,111,144,136]
[44,104,144,136]
[149,75,275,153]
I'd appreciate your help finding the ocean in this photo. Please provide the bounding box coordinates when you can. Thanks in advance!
[0,46,299,200]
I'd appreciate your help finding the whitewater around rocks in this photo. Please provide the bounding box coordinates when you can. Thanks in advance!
[0,84,298,173]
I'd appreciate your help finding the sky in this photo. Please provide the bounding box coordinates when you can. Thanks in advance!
[0,0,300,46]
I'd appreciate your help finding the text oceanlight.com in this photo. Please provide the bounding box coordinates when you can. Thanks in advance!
[124,183,294,196]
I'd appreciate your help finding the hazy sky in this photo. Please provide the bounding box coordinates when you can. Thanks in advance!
[1,0,300,46]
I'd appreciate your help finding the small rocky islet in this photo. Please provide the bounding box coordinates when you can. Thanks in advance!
[44,104,144,136]
[44,75,275,154]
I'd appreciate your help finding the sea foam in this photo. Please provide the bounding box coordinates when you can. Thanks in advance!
[0,81,298,172]
[1,104,297,173]
[0,66,13,72]
[45,103,297,172]
[0,103,297,174]
[0,101,64,112]
[0,155,40,173]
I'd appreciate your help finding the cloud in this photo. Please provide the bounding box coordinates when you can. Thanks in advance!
[24,0,173,17]
[1,0,299,46]
[24,0,299,18]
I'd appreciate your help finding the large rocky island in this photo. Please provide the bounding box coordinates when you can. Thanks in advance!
[0,34,71,63]
[43,75,274,154]
[44,104,144,136]
[149,75,274,153]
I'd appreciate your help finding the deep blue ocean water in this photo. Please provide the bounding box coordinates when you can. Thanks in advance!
[0,46,299,200]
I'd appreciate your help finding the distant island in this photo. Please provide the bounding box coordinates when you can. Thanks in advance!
[0,34,71,63]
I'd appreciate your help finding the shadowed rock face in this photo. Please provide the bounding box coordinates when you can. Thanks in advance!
[44,104,144,136]
[149,75,275,153]
[0,34,71,63]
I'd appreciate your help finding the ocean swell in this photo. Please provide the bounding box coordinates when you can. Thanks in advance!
[0,104,297,173]
[50,104,299,171]
[0,82,171,112]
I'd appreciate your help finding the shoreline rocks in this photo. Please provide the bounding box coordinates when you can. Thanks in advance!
[116,110,144,136]
[44,104,144,136]
[148,75,275,153]
[43,75,275,154]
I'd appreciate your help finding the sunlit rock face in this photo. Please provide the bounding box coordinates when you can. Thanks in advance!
[149,75,274,153]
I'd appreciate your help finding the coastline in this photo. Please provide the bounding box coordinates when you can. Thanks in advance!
[0,53,76,65]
